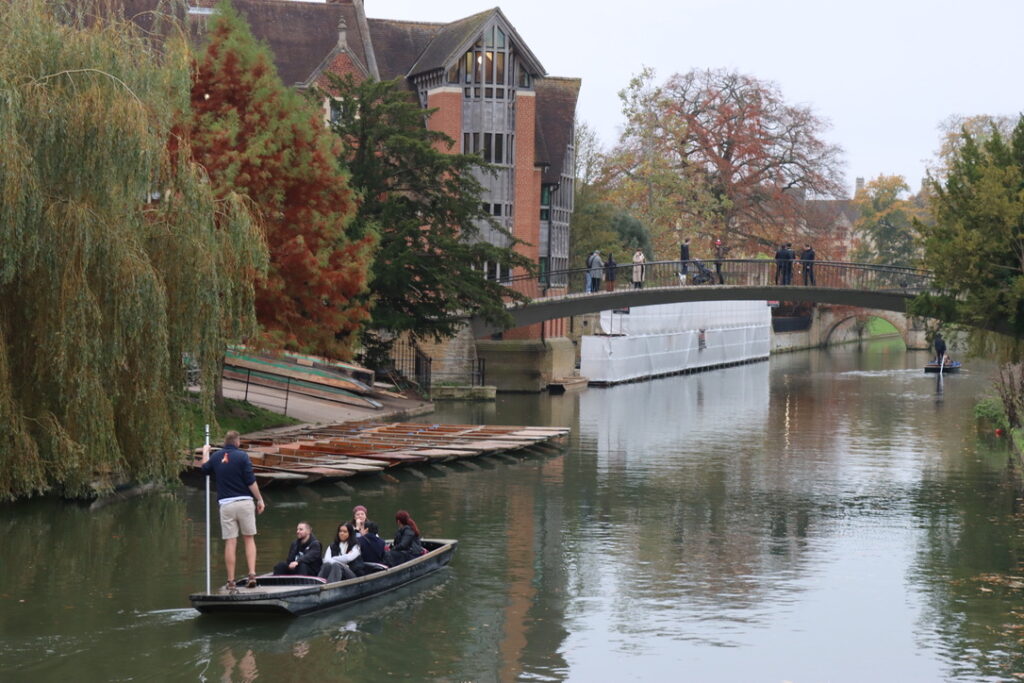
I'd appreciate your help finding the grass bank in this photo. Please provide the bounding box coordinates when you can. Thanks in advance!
[182,397,300,446]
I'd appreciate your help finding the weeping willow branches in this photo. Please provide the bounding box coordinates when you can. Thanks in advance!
[0,1,267,499]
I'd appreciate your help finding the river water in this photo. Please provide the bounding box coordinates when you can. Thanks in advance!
[3,341,1024,682]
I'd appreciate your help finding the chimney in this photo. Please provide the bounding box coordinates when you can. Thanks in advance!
[855,177,865,195]
[337,14,347,49]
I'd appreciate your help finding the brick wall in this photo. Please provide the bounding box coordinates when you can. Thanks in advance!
[425,88,463,150]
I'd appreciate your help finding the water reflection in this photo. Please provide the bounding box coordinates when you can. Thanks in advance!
[3,343,1024,681]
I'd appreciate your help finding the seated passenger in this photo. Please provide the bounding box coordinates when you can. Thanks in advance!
[272,521,322,576]
[356,521,387,573]
[350,504,368,536]
[318,523,362,583]
[383,510,424,567]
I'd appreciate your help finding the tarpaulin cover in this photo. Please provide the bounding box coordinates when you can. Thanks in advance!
[581,301,770,384]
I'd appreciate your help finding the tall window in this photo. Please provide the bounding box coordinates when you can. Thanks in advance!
[451,24,523,100]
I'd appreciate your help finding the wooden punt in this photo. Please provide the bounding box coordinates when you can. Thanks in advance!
[282,446,428,466]
[190,539,457,616]
[247,455,358,483]
[924,360,961,373]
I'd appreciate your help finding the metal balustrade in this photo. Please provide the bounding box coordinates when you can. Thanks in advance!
[469,260,937,336]
[498,259,933,301]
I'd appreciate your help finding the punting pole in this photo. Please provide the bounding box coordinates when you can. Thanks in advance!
[205,424,211,595]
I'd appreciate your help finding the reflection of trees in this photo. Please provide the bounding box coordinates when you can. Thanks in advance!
[0,493,191,638]
[909,442,1024,679]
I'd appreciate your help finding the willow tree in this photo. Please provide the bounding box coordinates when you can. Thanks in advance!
[0,1,266,500]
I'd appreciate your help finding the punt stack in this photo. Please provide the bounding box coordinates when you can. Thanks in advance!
[183,422,570,489]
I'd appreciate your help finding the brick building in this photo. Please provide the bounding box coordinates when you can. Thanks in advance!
[181,0,580,346]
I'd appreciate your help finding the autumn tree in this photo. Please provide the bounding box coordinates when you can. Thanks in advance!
[188,2,373,358]
[603,67,845,257]
[910,116,1024,336]
[931,114,1017,180]
[571,120,653,267]
[323,74,531,358]
[851,175,925,267]
[0,1,265,499]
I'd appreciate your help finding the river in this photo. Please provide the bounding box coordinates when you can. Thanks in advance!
[2,341,1023,682]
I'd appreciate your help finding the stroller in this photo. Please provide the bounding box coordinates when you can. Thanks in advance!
[689,258,715,285]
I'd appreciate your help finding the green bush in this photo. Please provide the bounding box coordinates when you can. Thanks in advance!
[974,396,1010,431]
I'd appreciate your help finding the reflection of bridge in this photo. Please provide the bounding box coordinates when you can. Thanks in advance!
[471,259,933,335]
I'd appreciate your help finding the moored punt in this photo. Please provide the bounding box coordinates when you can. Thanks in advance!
[179,464,311,490]
[190,539,457,616]
[246,455,357,484]
[183,422,570,491]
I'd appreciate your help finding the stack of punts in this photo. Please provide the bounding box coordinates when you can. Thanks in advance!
[181,422,570,489]
[223,349,384,410]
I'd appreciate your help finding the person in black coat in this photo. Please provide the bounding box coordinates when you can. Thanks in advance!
[605,254,617,291]
[273,521,322,576]
[800,243,816,285]
[384,510,424,567]
[774,244,785,284]
[679,237,691,281]
[782,243,795,285]
[933,333,947,363]
[355,521,388,574]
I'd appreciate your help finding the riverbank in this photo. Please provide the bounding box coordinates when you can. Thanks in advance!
[220,377,435,440]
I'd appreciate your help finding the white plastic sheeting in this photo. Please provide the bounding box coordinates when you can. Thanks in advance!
[581,301,770,384]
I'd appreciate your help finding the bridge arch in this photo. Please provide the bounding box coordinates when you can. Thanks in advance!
[817,309,924,349]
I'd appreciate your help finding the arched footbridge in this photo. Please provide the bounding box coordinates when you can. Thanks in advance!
[470,259,937,336]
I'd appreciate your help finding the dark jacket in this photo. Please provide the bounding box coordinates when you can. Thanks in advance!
[680,243,690,261]
[800,248,815,264]
[357,533,387,564]
[391,526,423,555]
[384,526,424,567]
[200,444,256,501]
[284,535,322,575]
[605,256,617,281]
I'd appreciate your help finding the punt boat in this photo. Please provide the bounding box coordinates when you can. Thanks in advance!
[189,538,457,616]
[924,360,961,373]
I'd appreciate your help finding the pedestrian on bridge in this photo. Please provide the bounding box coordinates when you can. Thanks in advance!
[605,253,617,291]
[679,237,691,283]
[632,249,646,289]
[713,239,729,284]
[774,243,785,284]
[781,243,796,285]
[800,244,816,285]
[586,250,604,293]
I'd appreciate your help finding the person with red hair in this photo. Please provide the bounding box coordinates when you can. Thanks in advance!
[384,510,424,567]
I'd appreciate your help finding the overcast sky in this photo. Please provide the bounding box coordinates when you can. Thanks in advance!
[320,0,1024,196]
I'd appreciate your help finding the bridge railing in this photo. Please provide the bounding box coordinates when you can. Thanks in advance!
[498,260,933,301]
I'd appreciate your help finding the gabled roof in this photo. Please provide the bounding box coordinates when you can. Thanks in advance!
[87,0,372,86]
[535,78,581,185]
[366,18,445,84]
[227,0,370,86]
[404,7,545,79]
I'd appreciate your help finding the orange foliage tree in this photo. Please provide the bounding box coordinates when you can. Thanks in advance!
[186,2,373,358]
[604,68,846,257]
